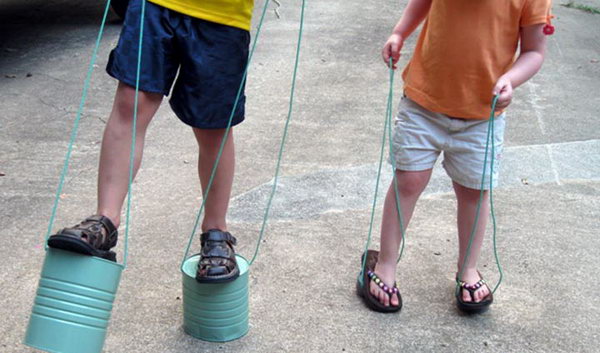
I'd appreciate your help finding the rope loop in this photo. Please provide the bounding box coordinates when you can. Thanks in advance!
[181,0,307,269]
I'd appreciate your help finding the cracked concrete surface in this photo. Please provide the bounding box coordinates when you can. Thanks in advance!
[1,0,599,352]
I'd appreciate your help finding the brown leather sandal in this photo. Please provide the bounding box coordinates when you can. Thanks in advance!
[195,229,239,283]
[47,215,118,262]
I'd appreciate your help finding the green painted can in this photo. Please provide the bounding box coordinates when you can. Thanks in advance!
[24,248,123,353]
[181,254,249,342]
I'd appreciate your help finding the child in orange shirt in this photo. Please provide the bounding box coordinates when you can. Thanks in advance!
[358,0,552,313]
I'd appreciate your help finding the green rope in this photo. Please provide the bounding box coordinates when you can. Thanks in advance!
[44,0,143,268]
[122,0,147,268]
[359,60,395,285]
[385,64,407,263]
[456,95,504,295]
[44,0,113,246]
[180,0,271,268]
[249,0,306,266]
[489,106,504,293]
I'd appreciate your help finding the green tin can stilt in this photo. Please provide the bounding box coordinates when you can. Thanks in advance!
[181,255,250,342]
[24,0,143,350]
[24,249,123,353]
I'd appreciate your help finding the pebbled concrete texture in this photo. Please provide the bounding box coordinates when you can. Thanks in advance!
[1,0,599,352]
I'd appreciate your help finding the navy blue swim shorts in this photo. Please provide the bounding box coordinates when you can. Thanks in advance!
[106,0,250,129]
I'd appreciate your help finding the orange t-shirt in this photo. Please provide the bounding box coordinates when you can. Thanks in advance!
[403,0,552,119]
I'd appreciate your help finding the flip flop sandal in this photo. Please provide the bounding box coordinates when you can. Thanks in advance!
[456,274,493,314]
[356,250,402,313]
[195,229,240,284]
[47,215,118,262]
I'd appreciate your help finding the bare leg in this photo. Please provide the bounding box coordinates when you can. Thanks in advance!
[370,169,432,306]
[97,82,163,227]
[192,128,235,233]
[454,181,491,302]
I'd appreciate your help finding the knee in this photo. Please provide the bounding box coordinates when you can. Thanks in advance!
[194,128,232,150]
[112,94,136,122]
[111,85,161,127]
[456,184,488,203]
[395,171,429,197]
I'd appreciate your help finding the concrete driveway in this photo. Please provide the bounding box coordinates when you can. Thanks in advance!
[1,0,599,352]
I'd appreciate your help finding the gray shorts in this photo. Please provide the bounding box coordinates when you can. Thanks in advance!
[390,97,505,190]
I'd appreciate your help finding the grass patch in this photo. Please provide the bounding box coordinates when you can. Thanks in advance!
[562,1,600,14]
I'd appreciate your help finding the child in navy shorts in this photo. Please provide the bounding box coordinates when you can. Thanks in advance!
[48,0,254,283]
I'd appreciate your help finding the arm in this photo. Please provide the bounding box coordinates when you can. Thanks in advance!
[382,0,432,69]
[493,24,547,111]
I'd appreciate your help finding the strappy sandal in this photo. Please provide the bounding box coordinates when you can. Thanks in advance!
[456,274,493,314]
[47,215,118,262]
[356,250,402,313]
[195,229,240,284]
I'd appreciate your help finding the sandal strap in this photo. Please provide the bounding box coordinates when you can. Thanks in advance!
[367,271,399,297]
[199,229,236,261]
[459,279,488,302]
[201,245,234,259]
[85,215,118,249]
[198,230,238,278]
[459,279,486,291]
[60,215,118,250]
[200,229,237,245]
[85,215,117,236]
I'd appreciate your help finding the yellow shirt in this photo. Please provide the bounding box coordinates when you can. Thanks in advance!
[148,0,254,31]
[403,0,551,119]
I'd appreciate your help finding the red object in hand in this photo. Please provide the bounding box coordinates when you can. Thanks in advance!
[543,24,555,35]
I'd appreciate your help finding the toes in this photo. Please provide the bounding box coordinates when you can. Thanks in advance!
[479,286,490,302]
[370,283,387,306]
[378,288,388,306]
[390,293,399,307]
[474,289,482,303]
[376,288,385,306]
[473,286,489,303]
[370,282,378,298]
[462,289,472,302]
[382,290,390,306]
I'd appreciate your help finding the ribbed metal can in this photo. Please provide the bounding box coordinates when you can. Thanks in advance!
[181,254,249,342]
[24,248,123,353]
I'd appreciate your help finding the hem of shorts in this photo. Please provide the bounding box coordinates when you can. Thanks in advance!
[169,100,246,129]
[450,178,497,191]
[176,116,246,129]
[390,162,436,172]
[445,168,497,191]
[106,67,168,96]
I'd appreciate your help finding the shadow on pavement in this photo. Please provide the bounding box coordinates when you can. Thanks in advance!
[0,0,122,68]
